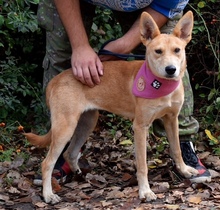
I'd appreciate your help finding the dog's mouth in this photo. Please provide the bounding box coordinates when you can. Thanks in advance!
[165,74,176,79]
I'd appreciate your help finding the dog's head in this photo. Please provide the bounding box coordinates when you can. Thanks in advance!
[140,11,193,80]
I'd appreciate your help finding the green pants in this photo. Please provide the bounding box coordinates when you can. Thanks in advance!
[37,0,199,140]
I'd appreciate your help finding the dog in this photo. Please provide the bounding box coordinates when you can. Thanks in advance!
[25,11,198,204]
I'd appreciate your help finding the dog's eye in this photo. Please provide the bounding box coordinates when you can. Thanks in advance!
[155,49,162,54]
[174,48,180,53]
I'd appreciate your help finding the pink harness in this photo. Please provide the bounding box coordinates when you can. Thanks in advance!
[132,62,180,99]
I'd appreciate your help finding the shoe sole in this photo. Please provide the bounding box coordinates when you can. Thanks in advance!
[189,176,211,183]
[33,175,68,186]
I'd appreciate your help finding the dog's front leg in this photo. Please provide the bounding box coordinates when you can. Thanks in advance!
[133,119,157,202]
[163,114,198,178]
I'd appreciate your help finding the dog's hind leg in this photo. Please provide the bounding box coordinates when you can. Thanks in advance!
[162,114,199,178]
[42,113,80,204]
[63,110,99,174]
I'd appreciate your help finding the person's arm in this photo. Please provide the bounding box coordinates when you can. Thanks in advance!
[54,0,103,87]
[100,7,168,61]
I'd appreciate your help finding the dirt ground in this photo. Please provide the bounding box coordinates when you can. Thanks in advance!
[1,125,220,210]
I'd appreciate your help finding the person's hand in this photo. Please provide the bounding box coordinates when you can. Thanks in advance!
[71,45,103,87]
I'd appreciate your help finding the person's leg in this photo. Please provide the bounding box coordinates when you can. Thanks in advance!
[35,0,96,184]
[178,72,211,182]
[153,15,211,183]
[37,0,96,90]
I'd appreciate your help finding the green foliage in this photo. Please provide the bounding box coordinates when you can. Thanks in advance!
[0,56,40,119]
[0,0,219,158]
[90,7,123,51]
[0,0,39,33]
[104,113,133,139]
[0,148,14,162]
[0,0,46,147]
[213,147,220,156]
[187,0,220,154]
[187,1,220,131]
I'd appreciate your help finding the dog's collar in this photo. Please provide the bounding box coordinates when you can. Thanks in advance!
[132,62,180,99]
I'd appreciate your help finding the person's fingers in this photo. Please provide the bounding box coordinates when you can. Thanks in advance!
[71,48,103,87]
[72,66,87,85]
[85,59,101,86]
[96,58,104,76]
[82,66,96,87]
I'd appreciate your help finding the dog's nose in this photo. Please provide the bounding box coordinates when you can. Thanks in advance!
[165,65,176,75]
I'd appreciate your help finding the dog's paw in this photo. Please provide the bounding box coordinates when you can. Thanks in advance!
[180,165,199,178]
[139,188,157,202]
[44,193,61,204]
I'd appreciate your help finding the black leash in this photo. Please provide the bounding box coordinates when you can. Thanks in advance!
[98,39,145,60]
[98,49,145,60]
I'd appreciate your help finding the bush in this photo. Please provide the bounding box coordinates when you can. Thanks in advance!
[90,7,122,50]
[0,0,46,144]
[186,0,220,132]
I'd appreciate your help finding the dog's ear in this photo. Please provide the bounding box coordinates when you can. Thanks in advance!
[173,11,194,44]
[140,12,160,46]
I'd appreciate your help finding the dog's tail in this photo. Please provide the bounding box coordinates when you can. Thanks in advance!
[24,130,51,148]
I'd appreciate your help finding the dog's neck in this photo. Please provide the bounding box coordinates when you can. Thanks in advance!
[132,62,180,99]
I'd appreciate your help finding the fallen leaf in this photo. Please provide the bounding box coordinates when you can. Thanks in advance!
[198,151,210,159]
[197,189,211,199]
[122,173,132,181]
[78,191,91,200]
[205,129,219,144]
[101,200,112,207]
[204,182,220,191]
[119,139,133,145]
[188,195,202,204]
[77,182,91,190]
[209,169,220,178]
[15,195,32,203]
[86,173,107,188]
[165,204,180,209]
[18,178,32,191]
[204,155,220,169]
[6,170,20,180]
[0,194,9,202]
[156,193,165,199]
[11,156,25,169]
[106,189,124,199]
[35,201,48,208]
[52,177,62,192]
[90,189,105,198]
[8,186,20,194]
[135,206,144,210]
[115,130,122,139]
[151,182,170,193]
[165,196,176,204]
[213,194,220,199]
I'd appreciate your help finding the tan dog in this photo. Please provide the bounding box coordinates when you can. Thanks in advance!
[25,11,198,204]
